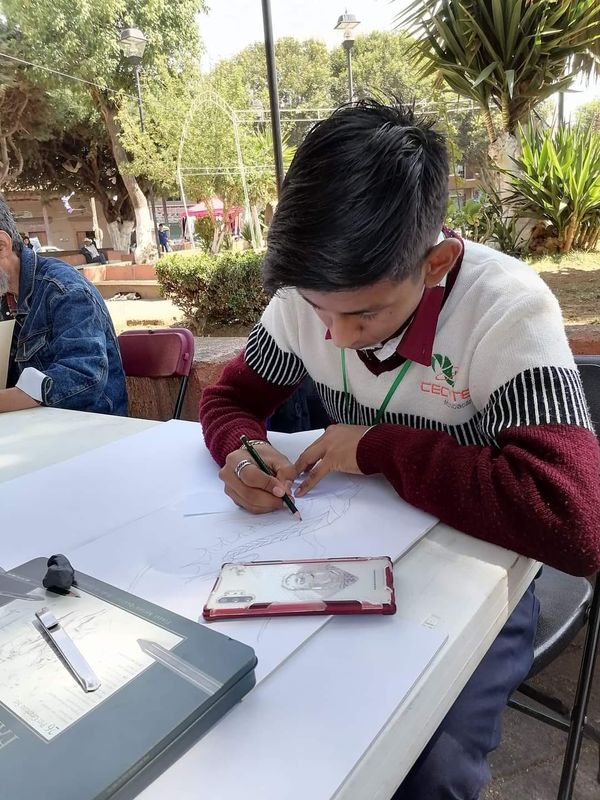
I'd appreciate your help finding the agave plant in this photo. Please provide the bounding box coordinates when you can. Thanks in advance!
[447,188,524,255]
[507,123,600,253]
[396,0,600,168]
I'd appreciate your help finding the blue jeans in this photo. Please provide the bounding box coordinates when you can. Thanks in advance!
[393,581,539,800]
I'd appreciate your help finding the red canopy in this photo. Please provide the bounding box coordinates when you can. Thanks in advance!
[184,198,241,219]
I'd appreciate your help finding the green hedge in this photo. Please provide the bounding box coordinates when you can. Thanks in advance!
[156,250,268,332]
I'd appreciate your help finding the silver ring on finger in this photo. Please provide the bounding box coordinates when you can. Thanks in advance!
[234,459,254,480]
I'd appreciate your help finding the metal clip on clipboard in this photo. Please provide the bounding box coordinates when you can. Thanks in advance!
[35,607,101,693]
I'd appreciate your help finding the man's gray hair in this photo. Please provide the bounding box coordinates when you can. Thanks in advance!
[0,194,23,255]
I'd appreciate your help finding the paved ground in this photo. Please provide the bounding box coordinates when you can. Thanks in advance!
[483,627,599,800]
[106,298,184,334]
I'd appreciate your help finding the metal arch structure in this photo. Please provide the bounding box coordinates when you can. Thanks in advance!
[176,89,257,250]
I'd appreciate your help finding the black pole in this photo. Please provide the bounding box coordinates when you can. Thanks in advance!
[261,0,285,193]
[134,64,146,132]
[343,39,354,102]
[134,63,161,251]
[557,581,600,799]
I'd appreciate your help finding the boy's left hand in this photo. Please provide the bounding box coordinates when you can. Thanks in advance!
[293,425,371,497]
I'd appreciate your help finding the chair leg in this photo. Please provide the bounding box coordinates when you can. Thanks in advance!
[517,683,571,718]
[557,582,600,799]
[173,375,189,420]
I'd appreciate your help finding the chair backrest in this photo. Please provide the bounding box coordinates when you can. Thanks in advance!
[118,328,195,379]
[575,355,600,434]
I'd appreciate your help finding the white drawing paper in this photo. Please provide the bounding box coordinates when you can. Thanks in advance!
[2,420,207,569]
[138,614,448,800]
[182,490,234,516]
[71,470,436,681]
[3,423,438,682]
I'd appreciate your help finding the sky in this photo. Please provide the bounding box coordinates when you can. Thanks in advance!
[199,0,599,117]
[200,0,401,65]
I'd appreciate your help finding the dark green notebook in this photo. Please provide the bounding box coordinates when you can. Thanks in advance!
[0,558,257,800]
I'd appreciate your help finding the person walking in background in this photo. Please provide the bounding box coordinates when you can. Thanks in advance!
[158,223,172,253]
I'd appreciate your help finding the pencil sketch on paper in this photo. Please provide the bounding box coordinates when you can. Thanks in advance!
[130,478,361,589]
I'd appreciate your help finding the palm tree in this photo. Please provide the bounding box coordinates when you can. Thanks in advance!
[395,0,600,170]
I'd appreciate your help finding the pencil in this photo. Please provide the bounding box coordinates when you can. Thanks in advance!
[240,435,302,521]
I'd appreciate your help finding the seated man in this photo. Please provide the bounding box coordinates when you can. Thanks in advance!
[199,100,600,799]
[80,237,107,264]
[0,196,127,414]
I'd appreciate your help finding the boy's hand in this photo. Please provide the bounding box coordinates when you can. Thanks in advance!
[294,425,370,496]
[220,443,297,514]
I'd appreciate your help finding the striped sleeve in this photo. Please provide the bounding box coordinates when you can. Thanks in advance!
[481,366,593,441]
[245,323,307,386]
[469,286,590,437]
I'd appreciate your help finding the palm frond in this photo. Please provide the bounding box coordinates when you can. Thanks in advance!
[395,0,600,138]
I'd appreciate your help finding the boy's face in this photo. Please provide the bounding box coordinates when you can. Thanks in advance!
[299,273,426,350]
[298,239,461,350]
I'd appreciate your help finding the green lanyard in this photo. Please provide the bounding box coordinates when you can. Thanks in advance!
[341,349,413,424]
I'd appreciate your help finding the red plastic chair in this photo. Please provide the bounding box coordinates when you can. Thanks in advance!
[118,328,195,420]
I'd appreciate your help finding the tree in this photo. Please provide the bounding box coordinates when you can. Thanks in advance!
[118,62,201,199]
[0,76,48,188]
[330,30,441,107]
[16,115,135,250]
[508,123,600,253]
[7,83,137,249]
[212,37,333,111]
[210,38,333,148]
[119,64,295,253]
[0,21,50,188]
[1,0,207,260]
[576,99,600,133]
[396,0,600,172]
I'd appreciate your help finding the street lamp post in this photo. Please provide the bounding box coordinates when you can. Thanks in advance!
[261,0,285,193]
[334,12,360,103]
[118,27,161,251]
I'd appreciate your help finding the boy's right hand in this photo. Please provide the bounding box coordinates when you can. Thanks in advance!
[219,443,297,514]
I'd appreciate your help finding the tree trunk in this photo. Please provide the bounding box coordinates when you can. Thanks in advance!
[482,107,496,145]
[562,218,578,254]
[107,219,135,252]
[488,131,519,199]
[251,205,263,249]
[90,197,103,248]
[96,98,157,264]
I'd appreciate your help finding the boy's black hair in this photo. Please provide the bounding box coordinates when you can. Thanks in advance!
[262,99,449,294]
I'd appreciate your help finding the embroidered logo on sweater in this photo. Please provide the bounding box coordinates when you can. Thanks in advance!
[420,354,471,409]
[431,353,457,387]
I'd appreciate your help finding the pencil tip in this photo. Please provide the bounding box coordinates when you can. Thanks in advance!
[294,512,302,522]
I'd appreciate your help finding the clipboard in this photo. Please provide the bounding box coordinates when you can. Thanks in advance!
[0,558,257,800]
[203,556,396,620]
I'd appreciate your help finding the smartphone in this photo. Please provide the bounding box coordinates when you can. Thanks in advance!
[203,556,396,620]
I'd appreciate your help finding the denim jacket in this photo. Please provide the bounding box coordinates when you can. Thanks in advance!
[2,248,128,415]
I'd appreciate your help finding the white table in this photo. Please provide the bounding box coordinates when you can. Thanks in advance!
[1,408,539,799]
